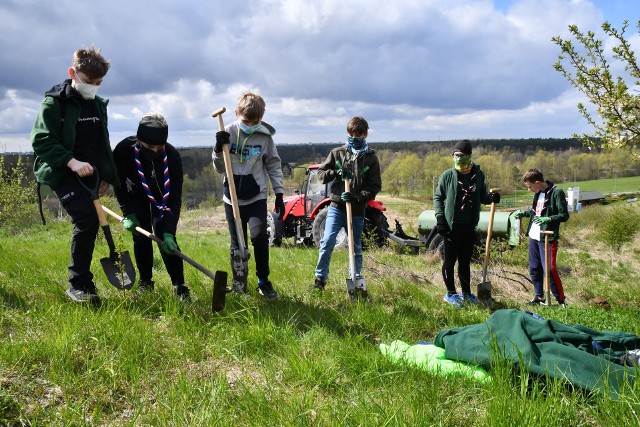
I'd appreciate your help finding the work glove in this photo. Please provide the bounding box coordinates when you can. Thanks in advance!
[160,233,178,255]
[488,192,501,204]
[435,215,450,236]
[122,214,140,233]
[336,160,353,181]
[533,216,551,225]
[274,193,285,216]
[513,210,525,220]
[214,131,231,153]
[341,192,359,203]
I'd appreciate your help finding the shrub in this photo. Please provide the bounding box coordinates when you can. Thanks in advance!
[597,205,640,251]
[0,156,39,229]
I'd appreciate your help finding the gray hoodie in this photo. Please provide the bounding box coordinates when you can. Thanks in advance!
[212,120,284,206]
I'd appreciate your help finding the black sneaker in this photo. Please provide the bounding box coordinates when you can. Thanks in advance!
[257,281,278,300]
[558,300,568,308]
[527,296,545,305]
[313,278,326,291]
[66,284,100,304]
[137,280,155,294]
[174,284,191,302]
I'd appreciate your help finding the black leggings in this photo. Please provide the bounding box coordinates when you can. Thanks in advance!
[441,223,476,295]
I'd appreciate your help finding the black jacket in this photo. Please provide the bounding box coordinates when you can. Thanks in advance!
[113,137,183,235]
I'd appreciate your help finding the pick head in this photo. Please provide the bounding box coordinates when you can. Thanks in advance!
[211,107,226,118]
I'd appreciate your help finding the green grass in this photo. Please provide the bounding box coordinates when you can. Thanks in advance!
[556,175,640,195]
[1,200,639,425]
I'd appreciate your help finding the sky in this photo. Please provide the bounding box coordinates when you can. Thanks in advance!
[1,0,639,153]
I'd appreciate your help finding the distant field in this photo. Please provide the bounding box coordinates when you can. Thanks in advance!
[555,175,640,195]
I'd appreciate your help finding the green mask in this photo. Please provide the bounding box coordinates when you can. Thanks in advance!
[454,154,472,172]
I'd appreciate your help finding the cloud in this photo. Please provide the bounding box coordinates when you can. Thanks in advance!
[0,0,633,152]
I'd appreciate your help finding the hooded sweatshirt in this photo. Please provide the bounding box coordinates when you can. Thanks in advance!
[212,121,284,205]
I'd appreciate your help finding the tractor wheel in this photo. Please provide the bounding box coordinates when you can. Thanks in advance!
[266,211,283,247]
[312,207,348,249]
[364,209,389,248]
[428,233,445,259]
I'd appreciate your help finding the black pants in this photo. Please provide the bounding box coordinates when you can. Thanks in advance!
[131,205,184,286]
[224,199,269,281]
[53,173,100,291]
[441,223,476,295]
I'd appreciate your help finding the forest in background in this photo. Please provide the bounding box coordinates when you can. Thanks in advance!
[3,137,639,208]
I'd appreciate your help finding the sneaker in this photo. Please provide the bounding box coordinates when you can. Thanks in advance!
[461,293,479,305]
[257,281,278,300]
[443,293,463,307]
[313,278,326,291]
[137,280,154,294]
[558,300,568,308]
[66,284,100,304]
[174,284,191,303]
[527,296,545,305]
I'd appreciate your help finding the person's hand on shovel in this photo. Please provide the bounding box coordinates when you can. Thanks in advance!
[214,131,231,153]
[341,192,358,203]
[160,233,178,255]
[488,192,501,204]
[122,214,140,233]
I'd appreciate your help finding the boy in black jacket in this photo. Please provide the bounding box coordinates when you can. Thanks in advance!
[113,113,190,301]
[31,47,118,304]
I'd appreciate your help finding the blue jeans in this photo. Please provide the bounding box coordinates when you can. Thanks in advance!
[315,206,364,280]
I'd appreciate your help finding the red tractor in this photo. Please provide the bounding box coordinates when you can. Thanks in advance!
[267,164,389,248]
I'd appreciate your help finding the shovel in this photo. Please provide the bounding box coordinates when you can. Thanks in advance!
[541,230,555,306]
[77,172,135,290]
[101,205,230,312]
[211,107,249,293]
[477,187,500,307]
[344,177,366,300]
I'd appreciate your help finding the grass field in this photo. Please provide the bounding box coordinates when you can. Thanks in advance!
[1,195,639,425]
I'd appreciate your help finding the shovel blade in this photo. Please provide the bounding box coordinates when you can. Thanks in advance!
[346,278,356,300]
[101,251,136,290]
[211,270,229,313]
[231,250,249,294]
[477,281,492,308]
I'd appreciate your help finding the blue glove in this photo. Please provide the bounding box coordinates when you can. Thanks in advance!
[533,216,551,225]
[160,233,178,254]
[122,214,140,233]
[341,192,358,203]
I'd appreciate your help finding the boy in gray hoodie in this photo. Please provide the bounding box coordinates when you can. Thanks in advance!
[213,92,285,299]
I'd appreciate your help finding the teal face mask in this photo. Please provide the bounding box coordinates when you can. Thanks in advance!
[238,121,263,135]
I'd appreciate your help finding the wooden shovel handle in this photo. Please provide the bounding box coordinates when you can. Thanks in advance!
[344,179,356,280]
[211,107,246,253]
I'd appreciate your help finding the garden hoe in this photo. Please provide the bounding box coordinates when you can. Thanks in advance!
[101,206,230,312]
[344,176,367,301]
[477,188,500,307]
[541,230,555,306]
[77,172,135,290]
[211,107,249,294]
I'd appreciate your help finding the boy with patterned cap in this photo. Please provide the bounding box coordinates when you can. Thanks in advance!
[113,113,191,301]
[433,140,500,307]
